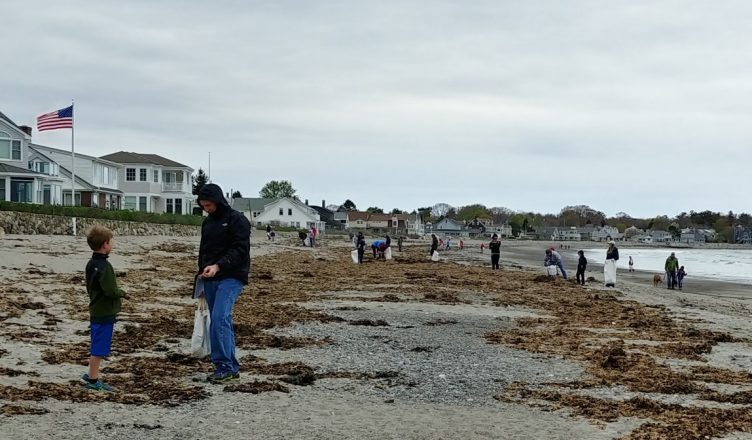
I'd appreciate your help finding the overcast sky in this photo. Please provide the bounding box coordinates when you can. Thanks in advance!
[2,1,750,217]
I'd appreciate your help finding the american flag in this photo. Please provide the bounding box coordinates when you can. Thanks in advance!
[37,105,73,131]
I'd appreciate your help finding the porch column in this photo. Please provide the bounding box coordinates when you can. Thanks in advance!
[1,177,8,201]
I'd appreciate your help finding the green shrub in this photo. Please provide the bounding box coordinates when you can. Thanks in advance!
[0,202,203,226]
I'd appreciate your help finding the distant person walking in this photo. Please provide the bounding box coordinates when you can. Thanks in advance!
[628,256,634,272]
[480,243,485,253]
[677,265,687,290]
[430,234,438,256]
[604,241,619,287]
[397,236,403,252]
[489,234,501,270]
[576,250,587,286]
[385,233,391,249]
[309,227,316,248]
[459,239,464,251]
[445,237,451,251]
[356,232,366,264]
[665,252,679,289]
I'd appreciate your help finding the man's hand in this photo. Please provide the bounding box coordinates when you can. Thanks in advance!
[201,264,220,278]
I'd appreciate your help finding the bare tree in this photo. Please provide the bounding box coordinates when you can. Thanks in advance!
[431,202,452,218]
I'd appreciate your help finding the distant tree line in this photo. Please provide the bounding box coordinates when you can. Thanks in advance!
[219,174,750,243]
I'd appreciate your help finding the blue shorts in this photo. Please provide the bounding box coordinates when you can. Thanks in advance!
[90,322,114,357]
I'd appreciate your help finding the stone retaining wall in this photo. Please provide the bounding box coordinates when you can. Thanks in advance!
[0,211,200,236]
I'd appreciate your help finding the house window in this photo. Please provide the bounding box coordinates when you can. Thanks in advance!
[166,199,173,214]
[0,179,5,201]
[288,208,292,216]
[11,140,21,160]
[126,168,136,181]
[139,196,147,212]
[253,212,258,218]
[153,170,159,183]
[279,208,283,215]
[175,199,182,215]
[0,137,10,160]
[123,196,137,210]
[139,168,147,182]
[10,179,33,203]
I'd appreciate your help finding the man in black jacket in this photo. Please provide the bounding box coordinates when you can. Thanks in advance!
[197,183,251,384]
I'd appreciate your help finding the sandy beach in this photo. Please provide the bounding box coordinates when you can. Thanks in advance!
[1,233,752,440]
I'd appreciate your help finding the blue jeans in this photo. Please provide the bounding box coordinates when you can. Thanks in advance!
[556,261,568,279]
[203,278,243,374]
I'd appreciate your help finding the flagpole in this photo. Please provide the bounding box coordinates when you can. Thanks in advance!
[71,100,76,236]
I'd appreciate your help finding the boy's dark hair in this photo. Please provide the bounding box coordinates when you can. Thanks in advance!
[87,225,113,251]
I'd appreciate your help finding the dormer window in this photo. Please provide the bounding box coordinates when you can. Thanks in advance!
[0,131,21,160]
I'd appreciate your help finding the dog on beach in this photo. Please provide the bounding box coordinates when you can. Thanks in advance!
[653,273,663,287]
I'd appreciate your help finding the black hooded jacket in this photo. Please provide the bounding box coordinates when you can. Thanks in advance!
[197,184,251,284]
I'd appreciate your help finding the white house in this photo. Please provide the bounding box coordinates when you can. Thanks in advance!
[555,227,582,241]
[254,198,325,232]
[0,111,64,204]
[680,228,711,244]
[99,151,194,214]
[650,230,673,243]
[433,218,464,236]
[29,144,122,208]
[591,226,624,242]
[345,211,369,230]
[230,197,274,222]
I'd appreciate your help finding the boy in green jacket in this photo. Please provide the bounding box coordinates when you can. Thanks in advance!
[82,225,126,392]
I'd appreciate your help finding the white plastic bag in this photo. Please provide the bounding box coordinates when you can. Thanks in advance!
[604,259,617,286]
[385,247,393,260]
[191,297,211,358]
[351,250,359,264]
[431,251,439,261]
[546,265,558,276]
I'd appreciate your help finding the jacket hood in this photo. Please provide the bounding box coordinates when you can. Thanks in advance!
[197,184,230,209]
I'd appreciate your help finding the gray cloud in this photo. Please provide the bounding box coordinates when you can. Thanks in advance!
[2,0,750,217]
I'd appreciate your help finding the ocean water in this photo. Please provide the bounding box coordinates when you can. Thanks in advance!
[582,248,752,285]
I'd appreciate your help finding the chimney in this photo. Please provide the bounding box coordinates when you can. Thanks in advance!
[305,199,309,205]
[19,125,32,136]
[322,200,325,208]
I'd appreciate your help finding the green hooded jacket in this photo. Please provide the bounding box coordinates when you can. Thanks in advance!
[665,255,679,272]
[85,253,126,323]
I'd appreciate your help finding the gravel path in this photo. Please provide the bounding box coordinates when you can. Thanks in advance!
[255,298,584,406]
